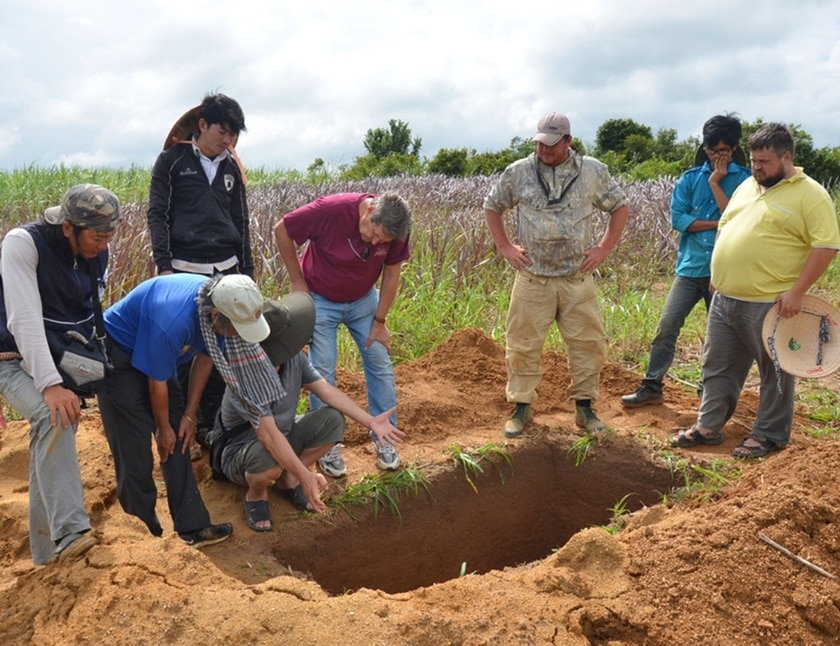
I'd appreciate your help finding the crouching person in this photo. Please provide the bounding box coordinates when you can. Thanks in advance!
[210,292,405,532]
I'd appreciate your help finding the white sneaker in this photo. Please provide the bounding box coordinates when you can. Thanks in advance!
[370,431,400,470]
[318,444,347,478]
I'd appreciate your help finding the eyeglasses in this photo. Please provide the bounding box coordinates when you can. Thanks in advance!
[704,145,733,157]
[347,238,371,262]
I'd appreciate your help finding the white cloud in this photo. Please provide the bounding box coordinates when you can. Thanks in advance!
[2,0,838,172]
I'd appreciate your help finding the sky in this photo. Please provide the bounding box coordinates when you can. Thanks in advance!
[2,0,839,173]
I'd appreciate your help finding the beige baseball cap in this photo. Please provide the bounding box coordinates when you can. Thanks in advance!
[533,112,571,146]
[209,275,270,343]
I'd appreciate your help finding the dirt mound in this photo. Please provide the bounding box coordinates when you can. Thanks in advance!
[1,328,839,645]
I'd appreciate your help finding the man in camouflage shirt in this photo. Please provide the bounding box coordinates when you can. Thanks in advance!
[484,112,631,438]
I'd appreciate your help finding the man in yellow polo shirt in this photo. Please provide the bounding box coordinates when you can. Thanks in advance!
[670,122,840,458]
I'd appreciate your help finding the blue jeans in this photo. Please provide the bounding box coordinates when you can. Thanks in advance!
[643,275,711,389]
[0,360,90,564]
[309,288,397,425]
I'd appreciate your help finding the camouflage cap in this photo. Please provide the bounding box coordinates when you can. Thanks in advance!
[43,184,122,231]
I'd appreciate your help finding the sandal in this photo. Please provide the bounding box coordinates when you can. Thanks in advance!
[273,483,313,512]
[732,437,778,459]
[670,424,724,448]
[244,499,273,532]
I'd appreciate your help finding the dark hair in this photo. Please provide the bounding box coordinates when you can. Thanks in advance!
[371,192,412,240]
[199,93,246,134]
[198,274,224,316]
[748,122,795,158]
[702,113,742,149]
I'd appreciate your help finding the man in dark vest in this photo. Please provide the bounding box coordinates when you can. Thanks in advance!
[0,184,121,564]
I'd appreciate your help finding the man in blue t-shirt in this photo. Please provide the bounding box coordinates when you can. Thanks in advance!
[97,273,270,548]
[621,114,751,407]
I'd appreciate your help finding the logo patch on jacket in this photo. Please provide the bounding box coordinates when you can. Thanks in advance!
[224,174,235,191]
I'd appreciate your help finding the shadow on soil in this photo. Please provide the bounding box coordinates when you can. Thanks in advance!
[249,435,677,595]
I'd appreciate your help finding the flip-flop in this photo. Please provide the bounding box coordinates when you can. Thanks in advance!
[732,437,779,459]
[273,483,312,512]
[244,499,273,532]
[670,424,724,448]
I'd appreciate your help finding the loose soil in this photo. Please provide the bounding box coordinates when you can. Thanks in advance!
[1,328,839,645]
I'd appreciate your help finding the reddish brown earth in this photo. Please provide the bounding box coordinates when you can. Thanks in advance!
[1,328,839,645]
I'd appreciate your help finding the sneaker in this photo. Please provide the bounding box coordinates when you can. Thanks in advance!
[504,403,533,438]
[620,384,664,408]
[57,533,97,561]
[575,405,606,433]
[370,431,400,471]
[318,444,347,478]
[179,522,233,549]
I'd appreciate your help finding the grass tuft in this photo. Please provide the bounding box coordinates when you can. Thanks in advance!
[331,466,430,521]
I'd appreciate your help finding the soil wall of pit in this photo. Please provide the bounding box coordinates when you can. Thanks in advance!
[268,436,676,594]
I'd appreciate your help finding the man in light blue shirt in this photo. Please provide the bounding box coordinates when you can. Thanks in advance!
[622,114,751,407]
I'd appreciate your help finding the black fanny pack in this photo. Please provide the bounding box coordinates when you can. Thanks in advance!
[45,260,111,397]
[46,328,110,397]
[209,421,251,481]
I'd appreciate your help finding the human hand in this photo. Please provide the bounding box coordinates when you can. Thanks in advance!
[155,426,177,462]
[178,414,197,454]
[370,407,405,445]
[710,153,730,184]
[776,290,805,318]
[501,243,531,271]
[300,471,327,514]
[43,384,81,428]
[365,321,392,354]
[580,245,609,273]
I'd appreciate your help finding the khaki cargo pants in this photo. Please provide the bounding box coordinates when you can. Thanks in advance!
[505,269,605,404]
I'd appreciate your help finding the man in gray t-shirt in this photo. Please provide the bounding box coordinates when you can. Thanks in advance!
[210,293,404,532]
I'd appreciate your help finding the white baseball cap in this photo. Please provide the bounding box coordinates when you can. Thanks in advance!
[209,275,270,343]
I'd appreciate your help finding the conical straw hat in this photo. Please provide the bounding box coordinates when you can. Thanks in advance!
[762,295,840,378]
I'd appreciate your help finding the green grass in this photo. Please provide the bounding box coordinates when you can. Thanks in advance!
[2,167,839,438]
[601,493,635,534]
[446,442,513,492]
[568,434,596,467]
[330,466,430,520]
[660,457,743,505]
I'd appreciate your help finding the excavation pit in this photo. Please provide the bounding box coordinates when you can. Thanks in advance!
[267,436,677,595]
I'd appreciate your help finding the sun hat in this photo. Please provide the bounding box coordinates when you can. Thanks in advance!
[43,184,121,231]
[762,295,840,378]
[260,292,317,366]
[532,112,571,146]
[209,275,270,343]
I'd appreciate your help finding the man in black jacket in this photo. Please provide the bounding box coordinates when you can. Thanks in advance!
[147,93,252,444]
[148,92,252,278]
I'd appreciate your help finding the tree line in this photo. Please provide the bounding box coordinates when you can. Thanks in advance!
[311,117,840,186]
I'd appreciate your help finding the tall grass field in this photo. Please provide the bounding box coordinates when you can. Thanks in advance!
[2,165,839,429]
